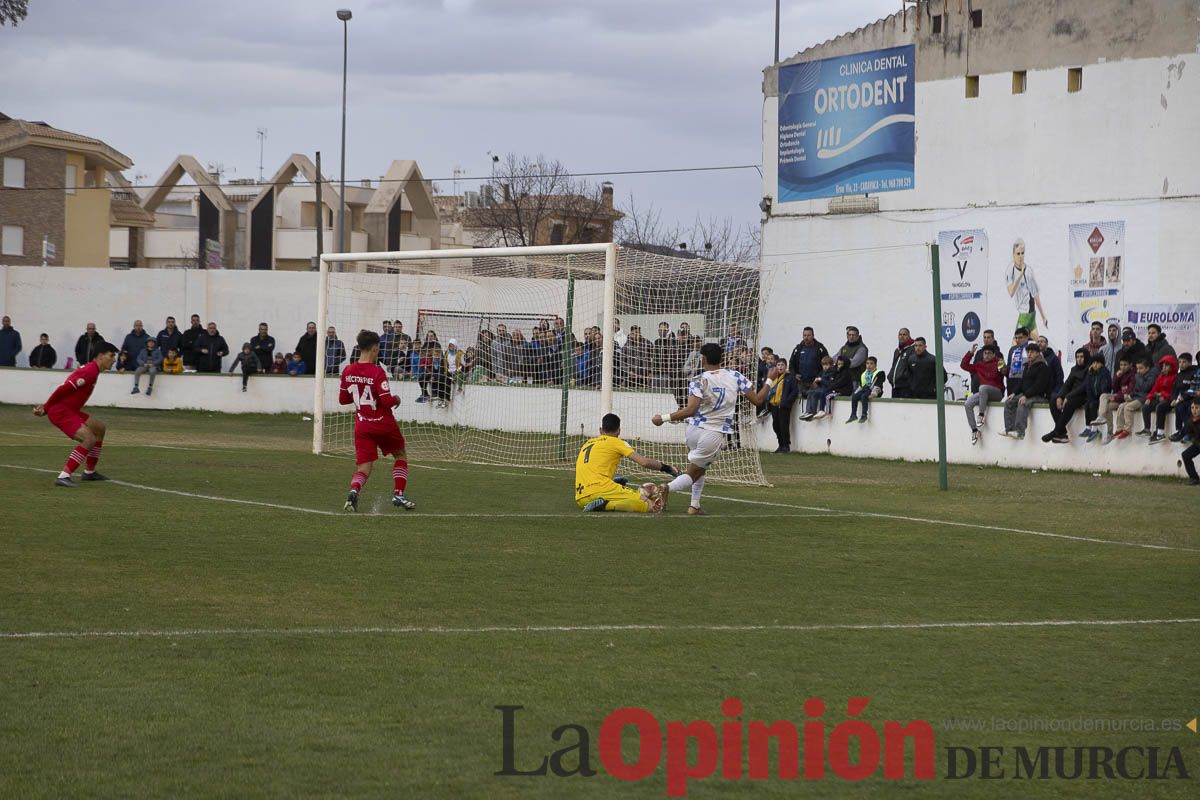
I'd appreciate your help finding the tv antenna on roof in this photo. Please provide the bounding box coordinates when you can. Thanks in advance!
[257,128,268,182]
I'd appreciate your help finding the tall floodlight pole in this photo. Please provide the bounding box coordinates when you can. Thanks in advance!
[774,0,780,64]
[336,9,352,255]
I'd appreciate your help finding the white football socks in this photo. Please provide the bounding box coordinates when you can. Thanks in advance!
[667,473,693,493]
[690,476,705,508]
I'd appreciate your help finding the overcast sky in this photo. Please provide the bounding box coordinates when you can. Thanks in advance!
[4,0,898,232]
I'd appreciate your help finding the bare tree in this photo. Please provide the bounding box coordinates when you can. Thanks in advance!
[617,193,760,263]
[469,154,614,247]
[0,0,29,26]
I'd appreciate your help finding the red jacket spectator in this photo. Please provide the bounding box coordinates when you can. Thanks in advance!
[1110,365,1136,403]
[1146,355,1178,403]
[960,349,1004,390]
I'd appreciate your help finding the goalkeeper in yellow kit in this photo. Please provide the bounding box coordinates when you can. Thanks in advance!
[575,413,681,513]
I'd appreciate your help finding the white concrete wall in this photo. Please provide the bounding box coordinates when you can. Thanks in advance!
[143,229,196,260]
[108,228,128,260]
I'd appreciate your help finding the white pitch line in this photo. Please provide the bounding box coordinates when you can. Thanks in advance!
[3,617,1197,641]
[705,494,1200,554]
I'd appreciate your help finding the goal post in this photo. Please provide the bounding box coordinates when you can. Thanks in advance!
[313,242,767,485]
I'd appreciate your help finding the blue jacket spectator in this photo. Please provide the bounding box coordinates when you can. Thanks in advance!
[0,315,21,366]
[325,327,346,375]
[120,320,152,357]
[787,327,829,388]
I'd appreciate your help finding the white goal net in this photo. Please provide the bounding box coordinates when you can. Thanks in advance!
[313,243,767,485]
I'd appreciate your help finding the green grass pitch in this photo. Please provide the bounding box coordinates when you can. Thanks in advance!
[0,403,1197,798]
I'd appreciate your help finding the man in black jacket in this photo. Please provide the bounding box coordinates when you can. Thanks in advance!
[1043,348,1090,443]
[1002,342,1051,439]
[766,357,800,453]
[156,316,183,356]
[29,333,57,368]
[251,322,276,370]
[74,322,107,365]
[1117,327,1148,371]
[294,322,318,376]
[904,337,938,400]
[788,327,829,393]
[195,322,228,373]
[1146,323,1177,363]
[887,328,915,398]
[181,314,204,370]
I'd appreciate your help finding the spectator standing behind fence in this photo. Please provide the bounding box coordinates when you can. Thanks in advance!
[29,333,57,368]
[196,322,229,373]
[324,327,346,375]
[961,344,1004,445]
[120,320,151,359]
[294,322,318,376]
[1079,354,1113,443]
[903,337,938,400]
[788,327,828,394]
[887,328,915,398]
[75,322,107,367]
[0,316,22,366]
[287,352,305,375]
[181,314,204,371]
[653,322,677,389]
[624,326,651,387]
[131,339,163,396]
[156,317,182,357]
[1169,352,1198,442]
[251,323,275,370]
[228,342,259,392]
[838,326,869,384]
[1001,342,1051,440]
[162,348,183,374]
[573,342,591,386]
[269,353,287,374]
[1042,348,1090,443]
[847,355,884,424]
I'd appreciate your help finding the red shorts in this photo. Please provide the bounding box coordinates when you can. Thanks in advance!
[48,408,89,439]
[354,426,406,464]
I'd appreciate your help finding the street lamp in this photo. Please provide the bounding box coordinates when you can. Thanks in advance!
[336,8,352,255]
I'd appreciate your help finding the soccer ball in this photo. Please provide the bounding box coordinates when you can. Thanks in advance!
[640,482,664,513]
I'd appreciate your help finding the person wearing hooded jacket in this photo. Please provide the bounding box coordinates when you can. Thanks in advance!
[1079,354,1112,442]
[1180,397,1200,486]
[1140,354,1178,444]
[1044,348,1091,443]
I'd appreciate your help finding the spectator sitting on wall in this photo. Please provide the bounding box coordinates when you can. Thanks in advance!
[287,353,306,375]
[1000,327,1031,396]
[270,353,288,374]
[156,316,183,357]
[29,333,57,368]
[798,355,837,421]
[764,356,799,453]
[1079,354,1113,443]
[887,327,915,398]
[429,344,452,408]
[788,326,829,394]
[1096,357,1134,443]
[1168,352,1197,442]
[1099,323,1122,376]
[1043,348,1090,443]
[162,348,184,374]
[970,330,1001,393]
[1140,354,1178,444]
[838,325,869,384]
[0,315,23,367]
[904,337,938,400]
[115,351,134,372]
[1038,336,1064,397]
[1145,323,1177,363]
[229,342,259,392]
[181,314,204,371]
[1116,327,1148,372]
[294,322,318,376]
[75,322,108,367]
[962,343,1005,445]
[1001,342,1052,440]
[325,326,346,375]
[121,319,151,359]
[251,322,275,370]
[1181,398,1200,485]
[196,322,229,373]
[131,338,163,396]
[847,355,885,424]
[1111,358,1155,441]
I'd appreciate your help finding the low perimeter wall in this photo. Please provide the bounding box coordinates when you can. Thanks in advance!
[1,368,1189,479]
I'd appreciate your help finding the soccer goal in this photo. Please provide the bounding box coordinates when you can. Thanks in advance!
[313,243,767,485]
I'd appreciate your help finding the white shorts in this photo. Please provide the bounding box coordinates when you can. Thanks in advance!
[685,425,725,468]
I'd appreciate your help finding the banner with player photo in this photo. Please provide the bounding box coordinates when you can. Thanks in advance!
[1068,221,1124,348]
[1126,303,1199,358]
[937,229,989,375]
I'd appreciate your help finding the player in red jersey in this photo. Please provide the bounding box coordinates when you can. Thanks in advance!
[33,342,119,488]
[338,329,415,512]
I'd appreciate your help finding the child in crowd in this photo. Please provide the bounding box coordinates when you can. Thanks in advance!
[1079,354,1112,442]
[460,345,479,389]
[1182,398,1200,486]
[1139,354,1178,444]
[1111,358,1155,441]
[161,348,184,374]
[270,353,288,374]
[228,342,259,392]
[799,355,837,420]
[115,351,133,372]
[961,343,1005,444]
[1168,351,1197,442]
[1095,357,1134,441]
[847,355,884,424]
[287,352,306,375]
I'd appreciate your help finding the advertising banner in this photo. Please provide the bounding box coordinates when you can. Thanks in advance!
[937,230,989,374]
[778,45,915,202]
[1067,221,1124,348]
[1126,304,1199,357]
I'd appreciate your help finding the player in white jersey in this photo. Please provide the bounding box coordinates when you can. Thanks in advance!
[652,342,779,514]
